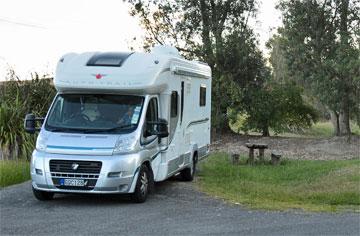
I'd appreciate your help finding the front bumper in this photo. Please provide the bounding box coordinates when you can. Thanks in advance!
[31,150,139,194]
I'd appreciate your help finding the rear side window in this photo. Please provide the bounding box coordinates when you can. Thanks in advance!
[171,91,178,117]
[200,85,206,106]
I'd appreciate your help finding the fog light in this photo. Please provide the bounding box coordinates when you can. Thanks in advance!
[35,168,43,175]
[108,172,121,178]
[118,184,128,192]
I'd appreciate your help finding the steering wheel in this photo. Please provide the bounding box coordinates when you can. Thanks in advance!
[67,113,91,124]
[80,114,91,122]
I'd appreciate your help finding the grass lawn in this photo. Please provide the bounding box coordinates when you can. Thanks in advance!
[0,160,30,188]
[197,153,360,212]
[283,121,360,138]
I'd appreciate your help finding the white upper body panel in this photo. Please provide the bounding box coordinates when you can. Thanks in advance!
[54,46,211,94]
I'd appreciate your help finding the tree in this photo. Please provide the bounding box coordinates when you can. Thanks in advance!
[125,0,268,133]
[275,0,360,136]
[238,82,318,136]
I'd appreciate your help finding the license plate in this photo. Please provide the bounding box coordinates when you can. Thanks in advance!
[60,179,87,187]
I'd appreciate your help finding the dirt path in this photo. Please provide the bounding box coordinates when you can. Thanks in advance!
[211,134,360,160]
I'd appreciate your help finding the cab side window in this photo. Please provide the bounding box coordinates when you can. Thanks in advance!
[144,98,158,137]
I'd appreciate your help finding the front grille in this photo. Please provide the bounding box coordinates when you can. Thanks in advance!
[49,160,102,190]
[51,172,99,179]
[49,160,102,173]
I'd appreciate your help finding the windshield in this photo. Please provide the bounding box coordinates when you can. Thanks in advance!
[45,94,144,134]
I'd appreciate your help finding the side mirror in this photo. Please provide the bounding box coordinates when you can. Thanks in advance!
[24,113,44,134]
[24,114,36,134]
[156,118,169,138]
[146,118,169,138]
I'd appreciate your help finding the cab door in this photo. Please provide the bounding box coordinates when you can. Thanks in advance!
[141,97,161,174]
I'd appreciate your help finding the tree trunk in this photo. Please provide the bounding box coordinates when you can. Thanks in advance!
[339,0,351,135]
[199,0,215,67]
[339,103,351,136]
[262,126,270,137]
[338,0,351,136]
[218,105,233,135]
[221,118,233,134]
[329,110,340,136]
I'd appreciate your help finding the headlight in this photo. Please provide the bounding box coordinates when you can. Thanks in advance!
[113,136,137,154]
[36,134,48,151]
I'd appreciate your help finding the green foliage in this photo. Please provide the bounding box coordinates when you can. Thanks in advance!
[0,160,30,187]
[0,95,35,159]
[127,1,319,136]
[126,0,268,133]
[198,153,360,212]
[1,71,56,117]
[211,74,244,131]
[231,82,318,135]
[0,69,56,159]
[273,0,360,135]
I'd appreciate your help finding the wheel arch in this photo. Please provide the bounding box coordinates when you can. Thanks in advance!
[193,150,198,164]
[129,159,154,194]
[142,160,154,177]
[191,144,199,164]
[141,160,155,192]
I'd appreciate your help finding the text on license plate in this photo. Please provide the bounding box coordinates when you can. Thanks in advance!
[60,179,87,187]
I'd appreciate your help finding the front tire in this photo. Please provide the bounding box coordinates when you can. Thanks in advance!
[32,186,54,201]
[132,165,150,203]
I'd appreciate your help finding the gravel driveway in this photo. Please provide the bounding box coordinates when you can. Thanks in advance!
[1,180,359,236]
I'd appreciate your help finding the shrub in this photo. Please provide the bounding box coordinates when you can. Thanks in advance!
[0,95,35,159]
[0,69,56,159]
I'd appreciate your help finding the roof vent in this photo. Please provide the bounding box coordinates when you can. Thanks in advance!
[86,52,133,67]
[151,45,181,58]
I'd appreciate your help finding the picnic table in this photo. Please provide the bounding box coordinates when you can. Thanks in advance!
[245,143,268,164]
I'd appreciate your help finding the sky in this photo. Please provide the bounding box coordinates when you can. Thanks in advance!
[0,0,282,81]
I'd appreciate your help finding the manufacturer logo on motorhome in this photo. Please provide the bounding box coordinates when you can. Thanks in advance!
[71,163,79,170]
[92,74,106,79]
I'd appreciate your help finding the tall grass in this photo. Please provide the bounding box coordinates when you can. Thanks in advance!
[0,160,30,187]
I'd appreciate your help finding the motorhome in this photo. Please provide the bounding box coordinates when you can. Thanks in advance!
[24,45,211,203]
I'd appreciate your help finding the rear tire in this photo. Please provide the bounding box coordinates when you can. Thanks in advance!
[181,155,196,181]
[32,186,54,201]
[132,165,150,203]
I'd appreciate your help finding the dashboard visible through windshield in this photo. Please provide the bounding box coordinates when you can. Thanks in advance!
[45,94,144,134]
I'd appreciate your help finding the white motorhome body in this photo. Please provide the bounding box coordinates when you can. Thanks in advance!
[28,46,211,202]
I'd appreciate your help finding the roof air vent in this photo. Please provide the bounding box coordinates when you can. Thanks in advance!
[86,52,133,67]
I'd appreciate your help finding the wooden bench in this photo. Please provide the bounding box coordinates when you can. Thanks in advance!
[245,143,268,164]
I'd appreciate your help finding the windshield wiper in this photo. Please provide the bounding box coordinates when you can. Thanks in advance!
[83,124,136,134]
[48,127,84,133]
